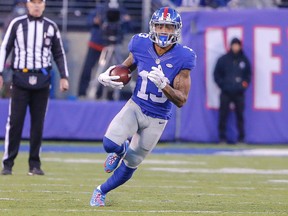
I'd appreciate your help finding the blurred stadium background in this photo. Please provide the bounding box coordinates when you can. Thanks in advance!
[1,0,288,144]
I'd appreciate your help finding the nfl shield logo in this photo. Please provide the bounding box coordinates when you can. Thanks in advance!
[29,75,37,85]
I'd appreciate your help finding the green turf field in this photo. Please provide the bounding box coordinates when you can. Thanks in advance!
[0,144,287,216]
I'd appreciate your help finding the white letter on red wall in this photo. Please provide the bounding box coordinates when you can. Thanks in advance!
[254,27,281,110]
[205,27,243,109]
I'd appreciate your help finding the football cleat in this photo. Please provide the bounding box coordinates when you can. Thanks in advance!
[104,140,129,173]
[90,186,106,207]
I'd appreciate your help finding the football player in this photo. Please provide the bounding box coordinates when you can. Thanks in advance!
[90,7,196,206]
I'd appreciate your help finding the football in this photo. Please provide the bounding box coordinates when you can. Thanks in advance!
[109,65,131,85]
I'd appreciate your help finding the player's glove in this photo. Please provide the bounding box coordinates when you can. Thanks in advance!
[147,65,169,89]
[98,65,124,89]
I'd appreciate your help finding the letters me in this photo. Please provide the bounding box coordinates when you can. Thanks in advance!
[205,27,281,111]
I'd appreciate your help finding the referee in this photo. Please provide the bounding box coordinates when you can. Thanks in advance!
[0,0,69,175]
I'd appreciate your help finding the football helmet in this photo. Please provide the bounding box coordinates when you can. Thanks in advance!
[149,7,182,48]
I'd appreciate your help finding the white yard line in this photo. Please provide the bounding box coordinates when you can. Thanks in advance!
[50,209,222,214]
[268,179,288,183]
[42,158,104,163]
[147,167,288,175]
[44,209,281,214]
[216,149,288,156]
[42,158,205,165]
[0,198,17,201]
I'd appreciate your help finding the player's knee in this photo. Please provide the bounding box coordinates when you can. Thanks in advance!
[103,136,119,153]
[124,149,146,168]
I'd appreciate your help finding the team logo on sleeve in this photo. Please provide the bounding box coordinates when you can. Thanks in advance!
[239,61,246,69]
[29,75,37,85]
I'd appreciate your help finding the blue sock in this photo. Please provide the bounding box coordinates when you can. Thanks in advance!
[103,136,123,155]
[100,161,136,194]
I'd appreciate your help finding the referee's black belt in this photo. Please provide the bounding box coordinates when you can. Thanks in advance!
[14,67,51,74]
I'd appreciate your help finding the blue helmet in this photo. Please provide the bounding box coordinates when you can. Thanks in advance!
[149,7,182,48]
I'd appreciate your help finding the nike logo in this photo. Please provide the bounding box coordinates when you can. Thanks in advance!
[159,121,165,124]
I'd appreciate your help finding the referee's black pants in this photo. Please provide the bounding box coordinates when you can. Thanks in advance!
[218,91,245,142]
[2,85,49,171]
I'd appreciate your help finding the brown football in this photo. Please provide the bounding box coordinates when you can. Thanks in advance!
[109,65,131,85]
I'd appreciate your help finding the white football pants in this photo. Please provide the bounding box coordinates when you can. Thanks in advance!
[105,99,168,168]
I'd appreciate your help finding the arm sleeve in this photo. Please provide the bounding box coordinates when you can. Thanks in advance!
[128,35,138,65]
[182,50,196,71]
[244,57,252,84]
[87,9,98,27]
[0,21,17,73]
[51,24,69,79]
[213,58,223,88]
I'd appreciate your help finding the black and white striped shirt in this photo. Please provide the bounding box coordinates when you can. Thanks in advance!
[0,14,69,78]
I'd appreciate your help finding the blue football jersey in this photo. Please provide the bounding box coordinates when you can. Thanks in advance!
[129,33,196,120]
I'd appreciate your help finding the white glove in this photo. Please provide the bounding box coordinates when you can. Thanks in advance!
[147,65,169,89]
[98,65,124,89]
